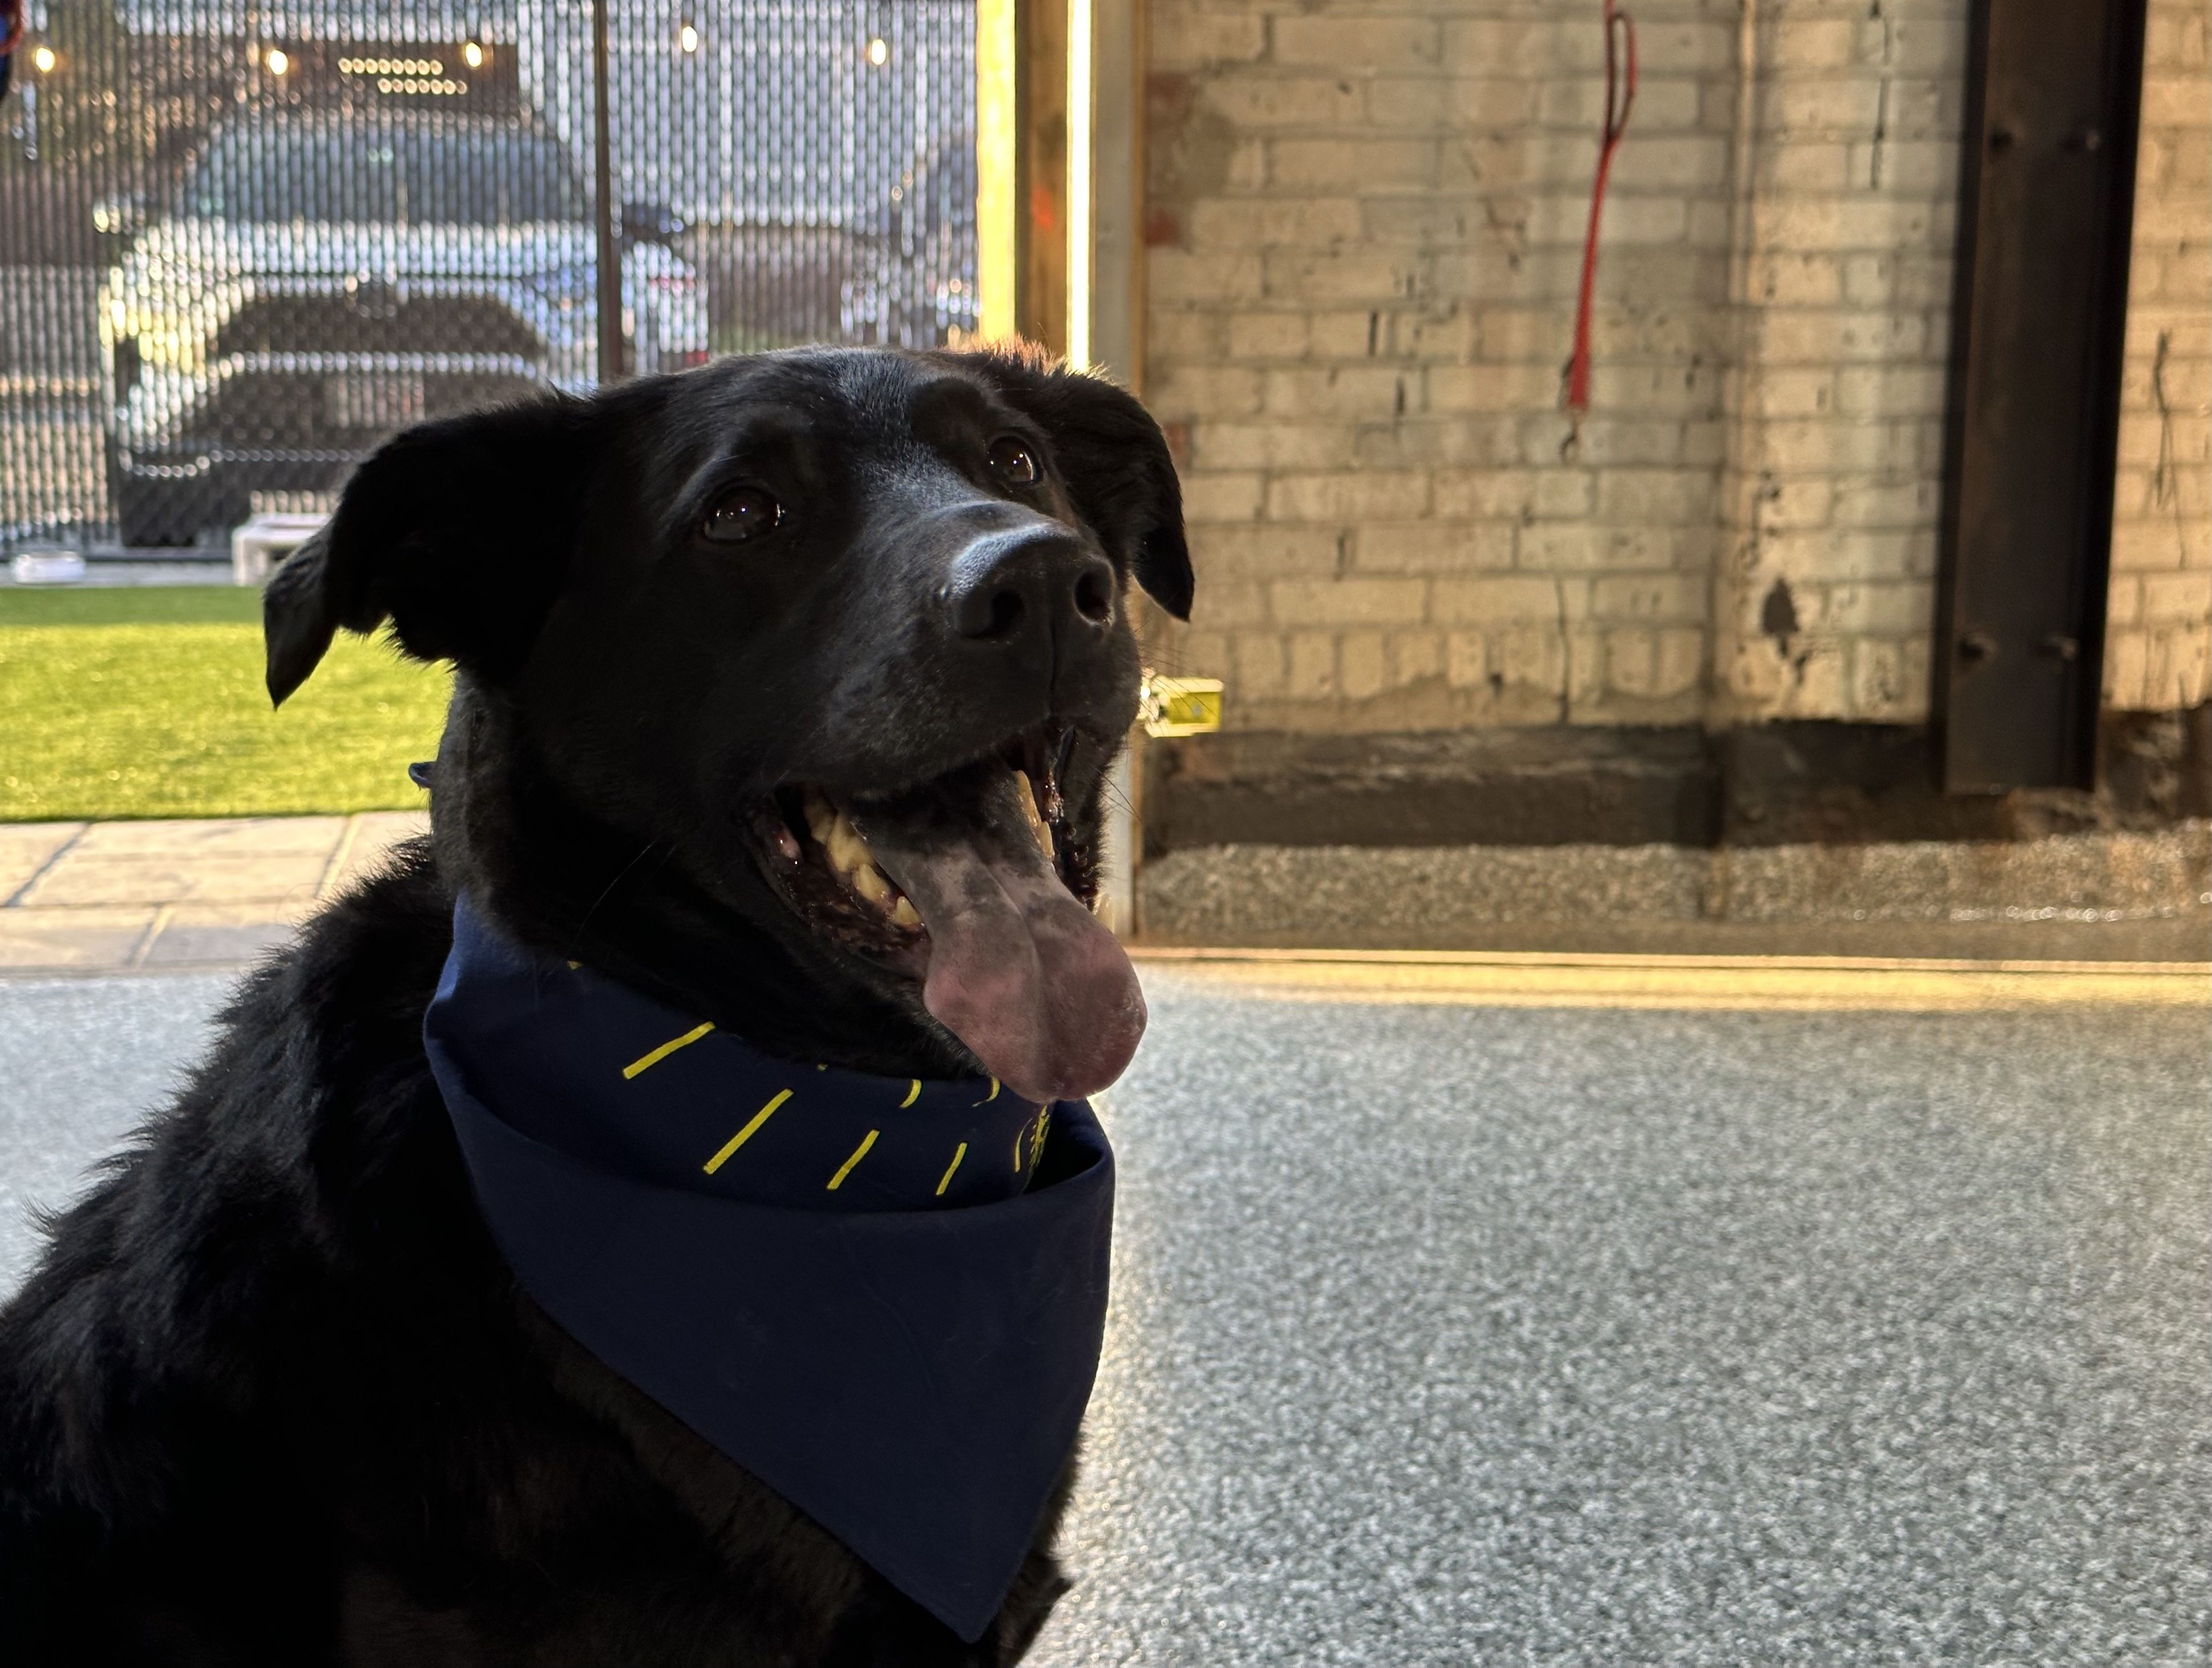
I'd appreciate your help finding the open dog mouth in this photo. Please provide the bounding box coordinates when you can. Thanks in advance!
[754,725,1145,1103]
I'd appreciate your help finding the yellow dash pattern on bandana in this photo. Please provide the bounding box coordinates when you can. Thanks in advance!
[900,1079,922,1109]
[623,1021,715,1080]
[828,1129,880,1190]
[703,1088,792,1174]
[935,1142,968,1197]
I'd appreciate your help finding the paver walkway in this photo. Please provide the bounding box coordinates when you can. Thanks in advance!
[0,814,427,974]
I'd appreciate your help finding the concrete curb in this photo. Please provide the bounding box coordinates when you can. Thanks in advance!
[1138,823,2212,955]
[5,814,2206,975]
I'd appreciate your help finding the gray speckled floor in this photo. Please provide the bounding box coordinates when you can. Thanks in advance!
[1033,978,2210,1667]
[0,975,233,1285]
[1,970,2206,1663]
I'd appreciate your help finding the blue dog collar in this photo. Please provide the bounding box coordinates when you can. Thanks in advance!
[423,893,1114,1641]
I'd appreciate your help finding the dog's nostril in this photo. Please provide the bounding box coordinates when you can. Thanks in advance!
[1073,566,1114,625]
[985,589,1025,639]
[952,579,1030,640]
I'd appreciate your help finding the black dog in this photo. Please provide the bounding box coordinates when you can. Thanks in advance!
[0,346,1189,1664]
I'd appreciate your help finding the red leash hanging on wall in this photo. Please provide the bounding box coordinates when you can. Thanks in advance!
[1566,0,1638,433]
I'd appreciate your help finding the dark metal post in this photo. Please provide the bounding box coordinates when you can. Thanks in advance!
[591,0,625,382]
[1935,0,2148,791]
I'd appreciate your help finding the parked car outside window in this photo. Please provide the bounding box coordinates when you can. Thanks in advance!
[101,110,708,546]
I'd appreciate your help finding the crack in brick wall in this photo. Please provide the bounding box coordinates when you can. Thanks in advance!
[2106,0,2212,714]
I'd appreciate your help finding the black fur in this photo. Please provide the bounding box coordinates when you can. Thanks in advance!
[0,346,1186,1664]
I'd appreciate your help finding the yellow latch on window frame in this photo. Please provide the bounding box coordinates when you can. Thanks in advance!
[1138,675,1223,738]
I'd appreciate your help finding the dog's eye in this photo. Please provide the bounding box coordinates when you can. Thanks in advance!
[701,488,783,544]
[988,437,1040,486]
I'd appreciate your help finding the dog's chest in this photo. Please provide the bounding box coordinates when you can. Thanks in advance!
[334,1296,868,1664]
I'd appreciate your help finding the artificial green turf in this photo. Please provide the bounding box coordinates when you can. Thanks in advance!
[0,588,445,821]
[0,585,266,626]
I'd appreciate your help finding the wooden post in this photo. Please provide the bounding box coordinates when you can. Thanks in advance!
[1077,0,1149,934]
[1015,0,1068,351]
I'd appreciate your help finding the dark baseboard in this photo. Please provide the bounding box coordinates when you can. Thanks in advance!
[1143,706,2211,854]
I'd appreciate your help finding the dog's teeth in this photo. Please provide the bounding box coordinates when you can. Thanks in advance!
[802,787,840,850]
[1016,773,1056,862]
[774,825,802,863]
[802,786,907,908]
[889,894,921,929]
[808,795,876,880]
[827,821,872,877]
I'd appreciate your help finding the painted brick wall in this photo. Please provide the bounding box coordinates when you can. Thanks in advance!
[1709,1,1965,725]
[2106,0,2212,714]
[1141,0,2209,735]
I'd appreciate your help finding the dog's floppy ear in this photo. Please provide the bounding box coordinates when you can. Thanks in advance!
[943,347,1193,621]
[264,397,599,705]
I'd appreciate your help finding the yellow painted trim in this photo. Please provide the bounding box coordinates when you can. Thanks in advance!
[900,1078,922,1109]
[1129,947,2210,1012]
[828,1129,880,1191]
[703,1089,792,1174]
[1129,946,2212,974]
[622,1021,715,1079]
[974,0,1017,342]
[936,1141,969,1197]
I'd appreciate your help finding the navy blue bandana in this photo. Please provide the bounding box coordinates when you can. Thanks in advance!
[422,894,1114,1642]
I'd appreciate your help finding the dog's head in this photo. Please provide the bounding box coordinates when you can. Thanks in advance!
[265,346,1189,1101]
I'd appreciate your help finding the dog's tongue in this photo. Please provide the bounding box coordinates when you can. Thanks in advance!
[853,768,1145,1104]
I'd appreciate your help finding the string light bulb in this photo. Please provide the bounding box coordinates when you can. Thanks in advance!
[462,40,487,68]
[678,21,700,52]
[31,44,58,73]
[265,47,289,75]
[865,37,889,66]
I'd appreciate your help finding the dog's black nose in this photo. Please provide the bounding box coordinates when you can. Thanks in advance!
[946,526,1117,650]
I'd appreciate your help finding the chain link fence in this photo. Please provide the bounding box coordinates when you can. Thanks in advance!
[0,0,977,551]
